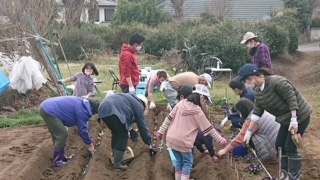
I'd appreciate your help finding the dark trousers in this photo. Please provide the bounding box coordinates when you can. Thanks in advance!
[102,115,128,151]
[194,132,215,157]
[275,117,310,156]
[120,84,136,93]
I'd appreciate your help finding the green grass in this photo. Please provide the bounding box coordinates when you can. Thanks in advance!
[57,54,239,106]
[0,108,43,128]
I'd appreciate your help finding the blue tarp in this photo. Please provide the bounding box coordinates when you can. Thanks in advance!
[0,70,10,94]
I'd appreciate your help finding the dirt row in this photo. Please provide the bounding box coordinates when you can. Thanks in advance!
[0,105,240,180]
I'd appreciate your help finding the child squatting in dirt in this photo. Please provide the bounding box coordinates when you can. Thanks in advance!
[157,84,227,180]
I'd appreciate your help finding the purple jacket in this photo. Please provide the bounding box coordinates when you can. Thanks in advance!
[252,43,273,70]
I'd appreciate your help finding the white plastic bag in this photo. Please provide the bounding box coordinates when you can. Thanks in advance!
[9,56,47,94]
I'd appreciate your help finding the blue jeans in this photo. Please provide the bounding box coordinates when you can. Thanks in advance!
[171,149,193,176]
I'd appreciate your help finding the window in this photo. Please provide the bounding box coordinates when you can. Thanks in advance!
[104,8,115,22]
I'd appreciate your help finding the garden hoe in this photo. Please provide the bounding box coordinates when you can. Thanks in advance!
[82,128,105,177]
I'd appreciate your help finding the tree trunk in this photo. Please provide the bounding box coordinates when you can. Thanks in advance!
[63,0,85,28]
[170,0,185,20]
[88,0,99,23]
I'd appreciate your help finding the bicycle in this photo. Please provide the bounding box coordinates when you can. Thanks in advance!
[175,40,224,80]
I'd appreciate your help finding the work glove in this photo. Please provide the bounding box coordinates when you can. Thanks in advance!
[148,147,157,157]
[243,129,253,144]
[288,116,298,133]
[81,95,89,99]
[167,103,172,111]
[220,117,229,127]
[156,131,163,140]
[88,143,95,155]
[220,138,228,146]
[212,156,219,163]
[57,79,64,84]
[149,101,156,109]
[129,86,135,94]
[129,129,139,142]
[217,149,228,157]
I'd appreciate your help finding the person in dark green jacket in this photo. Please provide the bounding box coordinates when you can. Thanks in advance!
[235,64,312,180]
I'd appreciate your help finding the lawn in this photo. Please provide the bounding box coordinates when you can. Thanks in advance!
[0,53,239,128]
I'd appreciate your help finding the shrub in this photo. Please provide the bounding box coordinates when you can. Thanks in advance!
[144,24,178,56]
[311,17,320,28]
[257,23,289,57]
[271,16,299,53]
[58,28,104,60]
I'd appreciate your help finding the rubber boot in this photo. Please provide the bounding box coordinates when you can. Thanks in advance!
[61,148,74,163]
[175,172,181,180]
[53,148,68,167]
[280,155,289,180]
[287,155,301,180]
[113,150,128,172]
[181,175,193,180]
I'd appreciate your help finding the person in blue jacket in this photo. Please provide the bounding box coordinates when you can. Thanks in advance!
[39,96,100,167]
[220,79,256,128]
[98,93,157,172]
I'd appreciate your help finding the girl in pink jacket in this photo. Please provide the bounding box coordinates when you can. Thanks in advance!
[157,84,227,180]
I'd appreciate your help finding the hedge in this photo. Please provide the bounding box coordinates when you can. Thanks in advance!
[57,16,299,71]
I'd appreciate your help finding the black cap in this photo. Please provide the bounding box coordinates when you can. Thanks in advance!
[234,64,259,82]
[176,85,193,100]
[88,99,100,114]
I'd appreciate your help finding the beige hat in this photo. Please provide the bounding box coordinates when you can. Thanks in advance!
[240,32,257,44]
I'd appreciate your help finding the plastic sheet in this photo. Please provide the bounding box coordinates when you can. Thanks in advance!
[9,56,47,94]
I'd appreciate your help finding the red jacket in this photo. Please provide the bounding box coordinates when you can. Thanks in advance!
[119,44,140,86]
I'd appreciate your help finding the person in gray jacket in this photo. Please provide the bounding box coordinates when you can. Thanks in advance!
[217,98,280,162]
[98,93,157,171]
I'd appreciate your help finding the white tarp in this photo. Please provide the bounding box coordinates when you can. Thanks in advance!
[9,56,47,94]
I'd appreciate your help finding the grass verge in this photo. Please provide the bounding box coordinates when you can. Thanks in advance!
[0,108,43,128]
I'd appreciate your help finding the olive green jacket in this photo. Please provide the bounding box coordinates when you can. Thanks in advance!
[253,75,312,125]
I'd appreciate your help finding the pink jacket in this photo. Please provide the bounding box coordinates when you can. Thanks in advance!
[147,70,169,97]
[158,100,222,152]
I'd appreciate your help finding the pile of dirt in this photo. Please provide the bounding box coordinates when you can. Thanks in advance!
[0,87,49,112]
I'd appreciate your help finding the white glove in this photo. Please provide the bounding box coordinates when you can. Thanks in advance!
[220,117,229,127]
[167,103,172,111]
[243,129,253,144]
[129,86,135,94]
[81,95,89,99]
[288,116,298,132]
[160,81,168,92]
[149,101,156,109]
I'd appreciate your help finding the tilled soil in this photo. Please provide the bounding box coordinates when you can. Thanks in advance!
[1,51,320,180]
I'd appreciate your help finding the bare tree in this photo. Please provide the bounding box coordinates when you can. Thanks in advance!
[207,0,233,20]
[62,0,85,28]
[170,0,185,20]
[310,0,320,18]
[87,0,99,23]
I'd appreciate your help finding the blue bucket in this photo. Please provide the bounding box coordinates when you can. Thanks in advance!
[136,82,148,96]
[232,145,248,157]
[0,70,10,94]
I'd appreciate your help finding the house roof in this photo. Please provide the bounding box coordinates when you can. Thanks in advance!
[55,0,117,7]
[159,0,284,21]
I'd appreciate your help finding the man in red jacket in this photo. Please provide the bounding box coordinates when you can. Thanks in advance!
[119,33,145,93]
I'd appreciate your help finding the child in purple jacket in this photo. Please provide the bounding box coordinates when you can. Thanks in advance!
[58,62,99,98]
